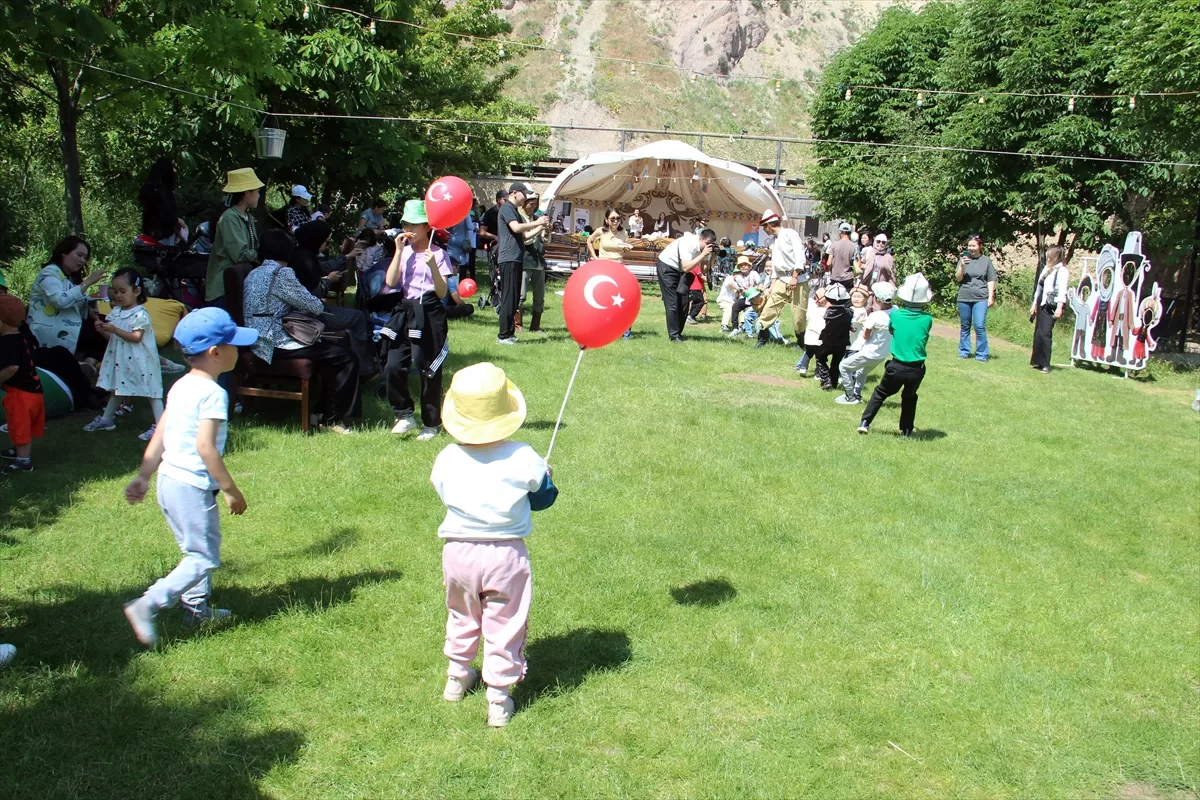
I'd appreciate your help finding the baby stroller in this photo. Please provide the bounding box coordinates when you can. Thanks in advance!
[479,246,501,312]
[131,234,208,308]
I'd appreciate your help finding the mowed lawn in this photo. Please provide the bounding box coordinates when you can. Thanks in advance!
[1,284,1197,799]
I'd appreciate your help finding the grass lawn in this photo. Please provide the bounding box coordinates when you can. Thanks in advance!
[2,283,1198,799]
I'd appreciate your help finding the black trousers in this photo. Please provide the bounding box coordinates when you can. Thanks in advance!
[861,359,926,432]
[816,343,847,388]
[385,297,448,426]
[656,260,688,339]
[445,302,474,320]
[497,260,523,339]
[322,304,377,377]
[1030,304,1056,369]
[687,289,705,320]
[730,297,749,328]
[275,336,362,423]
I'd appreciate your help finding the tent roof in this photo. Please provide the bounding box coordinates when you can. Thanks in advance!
[540,140,785,223]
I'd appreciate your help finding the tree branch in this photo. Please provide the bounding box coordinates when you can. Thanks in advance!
[70,50,94,106]
[82,69,169,111]
[0,62,55,101]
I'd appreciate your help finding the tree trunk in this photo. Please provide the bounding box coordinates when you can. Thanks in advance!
[56,81,85,235]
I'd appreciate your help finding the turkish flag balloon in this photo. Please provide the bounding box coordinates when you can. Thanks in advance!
[563,260,642,349]
[425,176,473,229]
[458,278,478,298]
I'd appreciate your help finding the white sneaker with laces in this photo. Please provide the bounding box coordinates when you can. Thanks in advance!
[159,357,186,374]
[417,426,438,441]
[391,416,419,435]
[857,424,870,435]
[488,697,515,728]
[83,416,116,432]
[123,597,159,648]
[444,668,479,702]
[138,424,156,441]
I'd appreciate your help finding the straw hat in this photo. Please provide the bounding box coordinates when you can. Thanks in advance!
[400,199,428,225]
[441,363,527,444]
[736,254,753,267]
[896,273,933,305]
[223,168,264,194]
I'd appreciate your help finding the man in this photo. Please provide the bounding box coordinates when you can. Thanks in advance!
[754,210,809,349]
[496,183,550,344]
[358,198,388,232]
[828,222,858,291]
[657,227,716,342]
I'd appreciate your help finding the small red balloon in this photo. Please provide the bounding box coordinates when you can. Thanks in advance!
[563,260,642,349]
[425,176,473,229]
[458,278,478,298]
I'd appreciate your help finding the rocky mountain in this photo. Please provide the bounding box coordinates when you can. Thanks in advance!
[497,0,916,177]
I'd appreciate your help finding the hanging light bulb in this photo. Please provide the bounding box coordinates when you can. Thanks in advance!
[302,3,310,20]
[631,64,637,77]
[369,19,376,35]
[1128,95,1137,110]
[977,95,985,104]
[426,124,431,135]
[916,92,925,107]
[499,45,506,57]
[463,134,469,143]
[559,53,566,66]
[775,80,781,94]
[641,164,650,179]
[692,166,700,181]
[691,72,697,83]
[844,87,852,101]
[1068,96,1076,113]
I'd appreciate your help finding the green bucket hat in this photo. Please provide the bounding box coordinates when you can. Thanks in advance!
[400,199,428,225]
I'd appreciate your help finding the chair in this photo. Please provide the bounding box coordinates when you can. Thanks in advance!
[223,264,316,432]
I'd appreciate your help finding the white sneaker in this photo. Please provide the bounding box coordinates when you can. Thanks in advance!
[835,395,861,405]
[138,424,156,441]
[321,422,354,436]
[496,336,519,345]
[488,697,515,728]
[123,597,159,648]
[0,643,15,668]
[416,426,438,441]
[444,668,479,702]
[391,416,419,435]
[857,424,870,435]
[82,415,116,432]
[160,357,186,374]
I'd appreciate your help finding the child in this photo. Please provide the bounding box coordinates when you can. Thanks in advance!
[685,264,706,324]
[837,282,895,405]
[0,295,45,474]
[848,286,870,356]
[719,255,758,334]
[816,283,853,390]
[83,268,164,440]
[431,362,558,728]
[122,308,258,647]
[795,288,827,376]
[858,274,933,437]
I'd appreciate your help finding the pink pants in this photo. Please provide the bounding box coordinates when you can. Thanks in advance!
[442,539,532,702]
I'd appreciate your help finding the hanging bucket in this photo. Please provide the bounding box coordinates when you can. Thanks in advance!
[254,126,287,159]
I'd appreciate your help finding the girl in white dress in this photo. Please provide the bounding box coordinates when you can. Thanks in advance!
[83,269,163,440]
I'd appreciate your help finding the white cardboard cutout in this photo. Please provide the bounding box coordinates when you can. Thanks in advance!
[1069,231,1162,372]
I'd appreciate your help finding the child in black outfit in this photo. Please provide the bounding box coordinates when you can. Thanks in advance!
[816,283,852,390]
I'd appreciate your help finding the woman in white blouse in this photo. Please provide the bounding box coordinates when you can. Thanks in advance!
[1030,245,1071,373]
[27,236,107,362]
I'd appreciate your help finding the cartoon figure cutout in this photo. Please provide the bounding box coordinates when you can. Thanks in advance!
[1071,231,1161,372]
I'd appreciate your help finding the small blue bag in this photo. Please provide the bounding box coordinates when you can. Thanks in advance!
[529,473,559,512]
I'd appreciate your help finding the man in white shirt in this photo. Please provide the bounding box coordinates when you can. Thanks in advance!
[657,228,716,342]
[754,210,809,348]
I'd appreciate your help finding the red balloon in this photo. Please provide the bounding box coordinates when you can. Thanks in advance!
[563,260,642,349]
[425,176,473,229]
[458,278,478,299]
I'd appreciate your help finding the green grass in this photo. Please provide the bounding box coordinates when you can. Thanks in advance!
[2,283,1198,798]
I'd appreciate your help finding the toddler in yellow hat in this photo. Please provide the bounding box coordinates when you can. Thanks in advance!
[430,362,557,727]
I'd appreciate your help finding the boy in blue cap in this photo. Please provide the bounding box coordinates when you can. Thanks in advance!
[122,308,257,647]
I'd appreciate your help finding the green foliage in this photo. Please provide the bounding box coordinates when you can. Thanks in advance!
[809,0,1200,288]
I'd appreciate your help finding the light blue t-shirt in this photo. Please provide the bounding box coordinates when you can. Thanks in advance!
[159,373,228,490]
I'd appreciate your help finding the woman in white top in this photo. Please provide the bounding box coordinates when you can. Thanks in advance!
[1029,245,1071,373]
[27,236,107,362]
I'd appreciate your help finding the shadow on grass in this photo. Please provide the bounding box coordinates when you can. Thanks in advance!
[670,578,737,607]
[522,420,565,431]
[1,569,402,671]
[514,628,631,710]
[889,429,947,440]
[295,525,360,557]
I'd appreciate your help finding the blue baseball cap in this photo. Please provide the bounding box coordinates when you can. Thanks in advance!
[174,307,258,356]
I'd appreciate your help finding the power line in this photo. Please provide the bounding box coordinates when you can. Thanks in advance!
[25,48,1200,170]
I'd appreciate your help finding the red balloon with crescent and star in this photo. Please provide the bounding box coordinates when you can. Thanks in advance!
[562,260,642,349]
[424,176,473,229]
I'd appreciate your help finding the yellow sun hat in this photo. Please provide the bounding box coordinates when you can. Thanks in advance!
[222,167,265,194]
[441,362,527,445]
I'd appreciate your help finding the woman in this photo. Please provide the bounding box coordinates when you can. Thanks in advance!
[1029,245,1070,373]
[27,236,107,364]
[954,234,997,361]
[292,220,376,377]
[138,157,185,245]
[650,212,671,240]
[860,233,895,287]
[243,229,361,434]
[382,199,452,441]
[588,209,636,263]
[206,168,263,306]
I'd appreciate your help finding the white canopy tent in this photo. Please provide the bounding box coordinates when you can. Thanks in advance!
[539,140,786,244]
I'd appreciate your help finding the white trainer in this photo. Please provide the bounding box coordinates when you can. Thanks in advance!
[391,416,419,435]
[123,597,159,648]
[443,668,479,702]
[416,426,438,441]
[487,697,515,728]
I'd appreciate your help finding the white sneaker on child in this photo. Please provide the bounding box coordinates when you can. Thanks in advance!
[123,597,159,648]
[443,668,479,702]
[138,424,156,441]
[160,357,186,375]
[488,697,515,728]
[83,416,116,432]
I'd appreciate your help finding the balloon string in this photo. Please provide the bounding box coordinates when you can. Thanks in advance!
[546,347,586,462]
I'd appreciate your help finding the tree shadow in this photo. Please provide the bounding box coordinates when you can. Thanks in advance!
[522,420,565,431]
[670,578,737,607]
[514,628,631,710]
[1,569,402,671]
[294,525,359,557]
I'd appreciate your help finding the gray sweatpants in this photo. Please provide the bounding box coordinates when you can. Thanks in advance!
[839,350,887,400]
[143,474,222,615]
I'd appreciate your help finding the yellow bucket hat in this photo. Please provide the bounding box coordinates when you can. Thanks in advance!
[441,362,527,444]
[222,167,265,194]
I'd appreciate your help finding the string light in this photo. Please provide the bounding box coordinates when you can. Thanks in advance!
[369,19,376,35]
[631,64,637,77]
[977,95,985,104]
[1068,96,1076,113]
[559,53,565,66]
[302,3,310,19]
[775,80,781,94]
[1129,95,1137,110]
[691,73,696,83]
[499,45,505,57]
[916,92,925,107]
[844,87,852,101]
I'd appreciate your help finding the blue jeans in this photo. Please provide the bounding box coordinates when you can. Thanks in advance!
[143,475,222,615]
[958,300,989,360]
